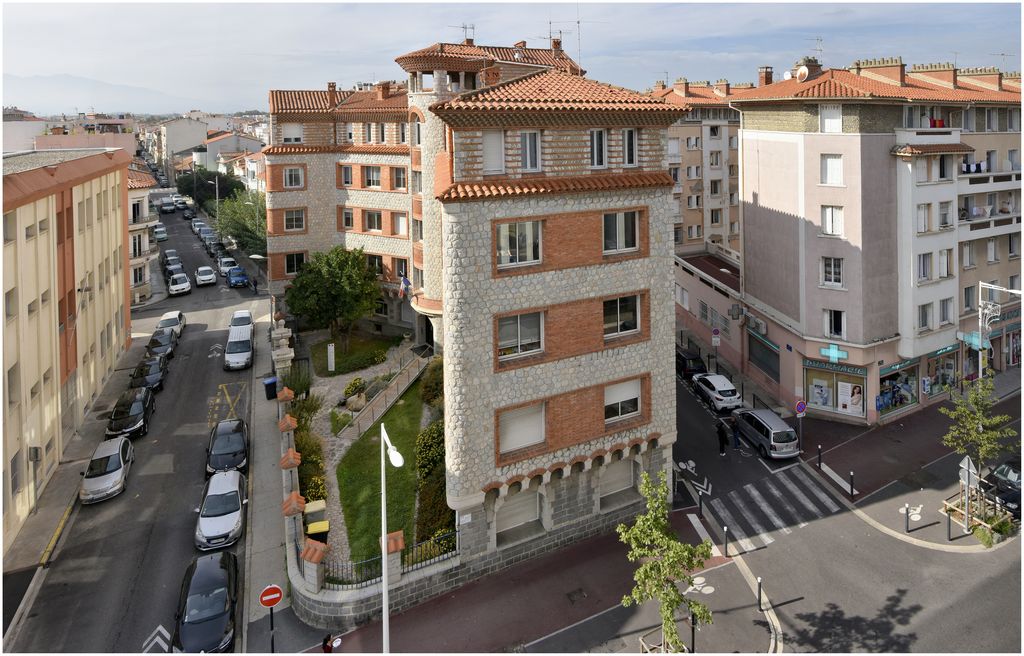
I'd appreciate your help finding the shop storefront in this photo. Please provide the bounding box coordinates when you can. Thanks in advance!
[1008,324,1021,368]
[877,358,920,416]
[802,358,867,418]
[921,344,958,400]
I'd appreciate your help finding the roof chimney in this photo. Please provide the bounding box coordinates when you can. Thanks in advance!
[376,81,391,100]
[514,40,526,49]
[714,79,730,96]
[850,57,905,86]
[758,66,773,86]
[551,38,562,52]
[959,66,1003,91]
[673,78,689,96]
[463,37,474,46]
[908,63,956,89]
[653,80,666,91]
[327,81,337,106]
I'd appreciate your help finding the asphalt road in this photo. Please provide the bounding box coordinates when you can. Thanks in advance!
[11,207,262,653]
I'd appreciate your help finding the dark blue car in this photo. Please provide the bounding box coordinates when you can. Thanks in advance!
[226,267,249,288]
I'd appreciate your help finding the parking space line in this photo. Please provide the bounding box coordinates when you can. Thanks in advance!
[709,498,757,552]
[743,484,791,535]
[686,513,722,557]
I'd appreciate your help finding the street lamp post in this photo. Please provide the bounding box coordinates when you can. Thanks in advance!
[380,424,404,654]
[206,176,219,227]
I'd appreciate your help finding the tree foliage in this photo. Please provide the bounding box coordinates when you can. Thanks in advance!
[284,246,379,346]
[940,373,1017,469]
[617,471,713,653]
[215,190,266,255]
[175,168,245,216]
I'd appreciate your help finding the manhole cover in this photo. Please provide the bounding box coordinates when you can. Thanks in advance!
[567,588,588,605]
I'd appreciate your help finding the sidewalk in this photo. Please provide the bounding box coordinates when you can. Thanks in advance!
[129,254,168,311]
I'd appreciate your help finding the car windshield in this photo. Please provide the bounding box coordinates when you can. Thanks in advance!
[133,362,158,377]
[201,491,241,517]
[718,387,737,397]
[172,275,188,284]
[212,432,245,455]
[198,267,214,276]
[225,339,251,354]
[230,315,251,326]
[157,317,178,328]
[111,400,144,420]
[773,429,798,444]
[183,586,229,624]
[221,259,236,267]
[85,454,121,478]
[997,464,1021,485]
[229,268,245,277]
[148,334,169,347]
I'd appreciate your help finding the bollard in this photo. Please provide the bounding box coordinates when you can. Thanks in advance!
[691,611,697,654]
[757,576,763,611]
[905,503,910,533]
[723,525,729,558]
[849,471,855,500]
[817,445,822,469]
[698,491,704,519]
[947,509,952,542]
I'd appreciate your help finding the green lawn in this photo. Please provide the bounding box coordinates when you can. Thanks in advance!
[309,333,402,378]
[336,380,423,562]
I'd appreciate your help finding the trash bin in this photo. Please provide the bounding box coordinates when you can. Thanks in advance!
[263,377,278,401]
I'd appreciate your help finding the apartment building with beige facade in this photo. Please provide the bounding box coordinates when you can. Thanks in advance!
[3,148,132,550]
[678,56,1020,426]
[126,160,159,303]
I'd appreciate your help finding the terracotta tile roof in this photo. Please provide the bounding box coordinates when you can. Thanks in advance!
[263,144,410,156]
[245,151,265,162]
[207,129,229,139]
[395,42,582,75]
[334,89,408,114]
[205,131,259,145]
[890,142,975,156]
[437,171,674,202]
[127,167,157,189]
[431,69,681,113]
[268,89,353,113]
[733,68,1021,104]
[652,84,757,107]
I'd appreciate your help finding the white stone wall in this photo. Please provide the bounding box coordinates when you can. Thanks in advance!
[440,187,678,507]
[409,92,451,306]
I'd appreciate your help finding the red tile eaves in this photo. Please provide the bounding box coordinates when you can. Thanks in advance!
[437,171,674,202]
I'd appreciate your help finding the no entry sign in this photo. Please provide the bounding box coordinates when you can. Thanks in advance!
[260,584,284,608]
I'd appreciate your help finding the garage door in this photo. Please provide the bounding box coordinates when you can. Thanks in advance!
[601,458,634,496]
[495,489,539,532]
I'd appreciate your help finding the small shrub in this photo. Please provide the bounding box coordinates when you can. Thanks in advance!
[374,349,388,365]
[992,517,1014,537]
[428,395,445,419]
[335,349,386,374]
[303,475,328,501]
[344,377,366,397]
[294,428,324,461]
[280,367,311,398]
[414,465,455,543]
[291,394,325,432]
[330,410,352,434]
[973,525,994,548]
[421,356,443,405]
[415,419,445,484]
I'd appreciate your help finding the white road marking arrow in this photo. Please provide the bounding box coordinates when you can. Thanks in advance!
[208,344,224,358]
[693,476,712,496]
[143,624,170,653]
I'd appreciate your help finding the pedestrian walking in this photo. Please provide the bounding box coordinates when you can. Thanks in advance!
[731,417,741,449]
[252,277,258,295]
[717,420,728,456]
[321,634,333,652]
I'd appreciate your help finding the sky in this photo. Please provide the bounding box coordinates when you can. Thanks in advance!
[2,1,1021,115]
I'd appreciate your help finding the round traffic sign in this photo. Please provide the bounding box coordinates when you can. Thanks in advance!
[712,328,720,336]
[259,584,284,608]
[795,399,807,414]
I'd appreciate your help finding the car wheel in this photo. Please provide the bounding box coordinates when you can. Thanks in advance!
[758,445,769,459]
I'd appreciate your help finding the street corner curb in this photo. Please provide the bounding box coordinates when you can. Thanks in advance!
[40,492,78,566]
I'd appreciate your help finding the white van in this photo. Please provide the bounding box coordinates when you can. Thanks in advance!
[223,324,255,370]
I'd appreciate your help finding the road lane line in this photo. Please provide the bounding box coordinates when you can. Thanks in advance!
[774,469,823,520]
[686,513,722,557]
[791,466,841,513]
[761,477,808,528]
[743,483,791,534]
[709,498,757,552]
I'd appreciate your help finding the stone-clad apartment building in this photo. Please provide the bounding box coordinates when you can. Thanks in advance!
[267,39,683,559]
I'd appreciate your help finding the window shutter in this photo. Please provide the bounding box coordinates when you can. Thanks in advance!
[821,104,841,133]
[483,130,504,173]
[604,379,641,406]
[499,404,545,452]
[600,458,634,496]
[496,489,539,532]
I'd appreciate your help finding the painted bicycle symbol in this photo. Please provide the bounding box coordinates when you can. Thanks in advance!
[898,504,924,522]
[684,576,715,595]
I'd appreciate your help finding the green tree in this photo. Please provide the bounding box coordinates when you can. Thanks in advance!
[215,190,266,255]
[284,246,379,348]
[617,471,713,653]
[175,168,244,217]
[940,373,1017,469]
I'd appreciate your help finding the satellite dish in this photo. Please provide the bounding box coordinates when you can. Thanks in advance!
[783,70,793,81]
[796,65,810,82]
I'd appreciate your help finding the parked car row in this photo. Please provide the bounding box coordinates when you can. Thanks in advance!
[185,216,251,290]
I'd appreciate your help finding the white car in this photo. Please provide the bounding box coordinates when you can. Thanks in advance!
[167,273,192,296]
[195,266,217,286]
[191,220,206,235]
[194,470,247,551]
[217,257,238,277]
[171,193,183,203]
[229,310,253,328]
[156,310,187,337]
[79,437,134,504]
[691,373,743,412]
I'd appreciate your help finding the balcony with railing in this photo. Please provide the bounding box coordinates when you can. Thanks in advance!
[128,214,160,231]
[129,243,159,265]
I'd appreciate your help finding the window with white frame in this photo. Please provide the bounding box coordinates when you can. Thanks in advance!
[918,303,933,331]
[964,285,976,311]
[1010,233,1020,257]
[1010,149,1021,170]
[709,151,721,167]
[497,312,543,359]
[820,154,843,185]
[393,257,407,278]
[366,254,383,275]
[341,165,352,186]
[728,163,738,177]
[698,300,709,323]
[938,248,953,278]
[394,212,408,236]
[1010,109,1021,132]
[729,192,738,206]
[413,120,422,146]
[963,242,975,267]
[365,211,382,231]
[399,122,407,144]
[987,237,998,262]
[282,123,303,143]
[1010,274,1021,291]
[986,108,997,132]
[285,252,305,275]
[939,155,953,180]
[915,158,930,183]
[822,257,843,287]
[687,195,701,209]
[603,295,639,337]
[940,297,954,324]
[821,205,843,236]
[603,211,638,253]
[709,179,721,196]
[498,403,545,453]
[687,224,703,239]
[497,220,541,267]
[392,167,407,189]
[917,252,933,281]
[939,201,952,228]
[363,166,381,188]
[284,209,305,231]
[375,299,388,317]
[378,123,386,143]
[729,135,738,149]
[676,284,689,310]
[364,123,373,143]
[823,309,845,339]
[589,129,607,168]
[412,266,423,288]
[674,225,684,244]
[669,166,680,185]
[520,131,540,171]
[710,209,722,225]
[342,208,354,229]
[709,126,721,139]
[668,137,680,158]
[820,104,842,133]
[686,165,701,179]
[284,167,304,188]
[622,128,638,167]
[411,170,422,194]
[412,218,422,241]
[916,203,931,233]
[482,130,505,174]
[987,279,999,301]
[686,136,701,150]
[604,379,641,422]
[730,221,739,235]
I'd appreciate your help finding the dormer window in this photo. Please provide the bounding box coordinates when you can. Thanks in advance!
[282,124,303,144]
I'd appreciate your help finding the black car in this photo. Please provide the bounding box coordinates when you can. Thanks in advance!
[164,255,182,269]
[128,354,169,392]
[206,420,249,475]
[204,238,221,256]
[161,249,179,266]
[105,387,155,439]
[172,552,238,653]
[145,327,178,359]
[986,457,1021,492]
[183,208,196,220]
[675,348,708,380]
[164,263,185,280]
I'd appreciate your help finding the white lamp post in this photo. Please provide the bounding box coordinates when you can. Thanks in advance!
[380,424,404,653]
[206,177,219,226]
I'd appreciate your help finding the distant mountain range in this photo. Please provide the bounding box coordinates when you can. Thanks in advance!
[3,73,222,116]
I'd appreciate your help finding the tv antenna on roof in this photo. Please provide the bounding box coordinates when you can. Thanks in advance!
[805,36,824,61]
[551,3,608,70]
[534,24,572,49]
[449,23,475,41]
[988,52,1018,70]
[951,51,960,68]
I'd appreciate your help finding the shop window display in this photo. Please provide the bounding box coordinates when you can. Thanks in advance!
[879,368,919,414]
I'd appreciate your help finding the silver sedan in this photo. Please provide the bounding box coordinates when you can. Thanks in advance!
[79,437,134,504]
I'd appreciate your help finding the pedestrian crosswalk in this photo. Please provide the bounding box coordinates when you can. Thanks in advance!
[706,467,842,554]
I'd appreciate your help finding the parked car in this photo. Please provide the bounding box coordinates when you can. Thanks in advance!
[191,219,206,234]
[198,227,215,240]
[156,310,187,337]
[171,194,183,203]
[985,486,1021,520]
[172,552,238,653]
[691,373,743,412]
[206,420,249,475]
[164,255,182,269]
[217,257,238,277]
[161,249,179,266]
[731,408,799,459]
[229,310,253,328]
[128,354,169,392]
[175,199,188,210]
[986,457,1021,492]
[194,471,248,551]
[168,273,192,296]
[160,201,175,214]
[153,226,168,241]
[226,267,250,288]
[195,266,218,287]
[204,238,221,256]
[145,327,178,359]
[105,387,155,439]
[183,208,196,220]
[164,263,185,280]
[211,245,229,261]
[675,348,708,381]
[79,437,134,504]
[223,324,254,370]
